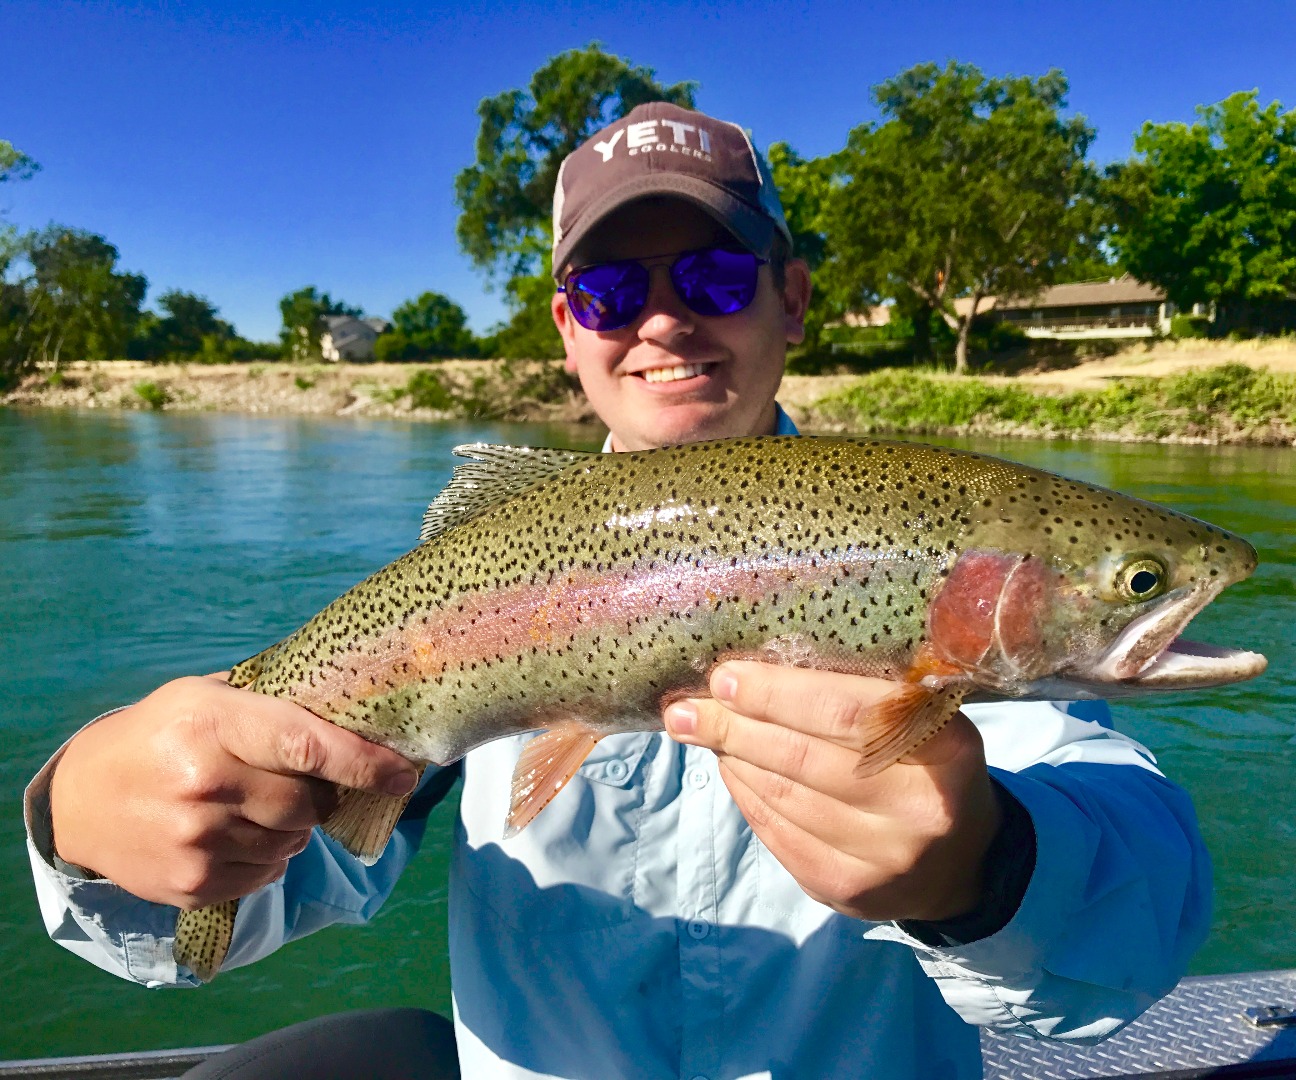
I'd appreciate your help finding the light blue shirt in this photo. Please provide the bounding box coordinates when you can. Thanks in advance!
[26,408,1212,1079]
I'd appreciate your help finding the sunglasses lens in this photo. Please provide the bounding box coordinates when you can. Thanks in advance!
[565,261,649,331]
[671,248,761,317]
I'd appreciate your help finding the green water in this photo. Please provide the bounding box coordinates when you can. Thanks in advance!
[1,409,1292,1059]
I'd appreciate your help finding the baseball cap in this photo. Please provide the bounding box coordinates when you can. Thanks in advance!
[551,101,793,280]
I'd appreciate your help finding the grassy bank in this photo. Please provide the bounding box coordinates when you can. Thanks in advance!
[804,363,1296,445]
[5,346,1296,446]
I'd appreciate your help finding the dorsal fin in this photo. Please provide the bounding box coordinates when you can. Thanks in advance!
[419,443,597,543]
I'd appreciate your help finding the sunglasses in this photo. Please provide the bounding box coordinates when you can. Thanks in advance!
[558,246,768,332]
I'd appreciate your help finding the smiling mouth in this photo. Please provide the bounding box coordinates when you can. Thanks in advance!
[639,362,713,384]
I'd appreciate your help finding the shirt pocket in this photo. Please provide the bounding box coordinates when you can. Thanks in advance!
[458,732,653,934]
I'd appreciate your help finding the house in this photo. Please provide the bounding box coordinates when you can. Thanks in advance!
[319,316,391,362]
[970,275,1197,340]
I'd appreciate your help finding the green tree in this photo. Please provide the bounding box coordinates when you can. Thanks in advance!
[824,62,1098,372]
[23,226,147,366]
[1104,91,1296,331]
[767,142,838,361]
[132,289,235,360]
[279,286,362,360]
[375,291,477,361]
[0,141,39,382]
[455,43,695,356]
[0,140,38,188]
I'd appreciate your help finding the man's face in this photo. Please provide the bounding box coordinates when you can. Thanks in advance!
[551,200,810,452]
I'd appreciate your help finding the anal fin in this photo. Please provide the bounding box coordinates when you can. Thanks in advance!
[854,683,968,778]
[175,898,239,983]
[322,766,426,865]
[505,721,601,838]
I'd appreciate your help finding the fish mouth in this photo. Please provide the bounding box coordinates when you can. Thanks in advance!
[1064,582,1267,691]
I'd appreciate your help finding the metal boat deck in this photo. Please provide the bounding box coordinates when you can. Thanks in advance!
[3,970,1294,1079]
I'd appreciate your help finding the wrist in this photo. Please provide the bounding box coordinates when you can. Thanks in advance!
[898,779,1036,947]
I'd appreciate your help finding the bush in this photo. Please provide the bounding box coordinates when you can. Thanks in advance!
[1171,313,1212,339]
[968,318,1028,354]
[404,369,456,411]
[134,381,171,410]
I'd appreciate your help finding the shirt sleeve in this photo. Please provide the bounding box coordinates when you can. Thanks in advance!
[24,715,457,988]
[864,700,1212,1043]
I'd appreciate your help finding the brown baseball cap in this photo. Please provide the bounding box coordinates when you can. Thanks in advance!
[551,101,793,279]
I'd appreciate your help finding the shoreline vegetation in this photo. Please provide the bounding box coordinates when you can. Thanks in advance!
[5,339,1296,446]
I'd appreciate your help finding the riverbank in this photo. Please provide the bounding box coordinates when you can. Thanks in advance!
[4,338,1295,444]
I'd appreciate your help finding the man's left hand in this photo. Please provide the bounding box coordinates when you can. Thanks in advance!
[663,660,1002,924]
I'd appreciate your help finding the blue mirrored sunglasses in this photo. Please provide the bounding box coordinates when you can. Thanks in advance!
[558,246,768,332]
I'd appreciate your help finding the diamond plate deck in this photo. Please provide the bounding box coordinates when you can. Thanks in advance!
[981,970,1296,1078]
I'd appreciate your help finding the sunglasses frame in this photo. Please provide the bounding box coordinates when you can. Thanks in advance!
[558,245,769,332]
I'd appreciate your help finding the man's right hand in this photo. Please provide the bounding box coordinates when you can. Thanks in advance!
[49,675,419,910]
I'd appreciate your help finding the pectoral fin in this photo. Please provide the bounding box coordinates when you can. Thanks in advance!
[505,720,601,838]
[854,683,968,778]
[175,898,239,983]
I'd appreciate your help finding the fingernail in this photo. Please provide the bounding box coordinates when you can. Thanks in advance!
[665,702,698,739]
[713,668,738,704]
[386,769,418,797]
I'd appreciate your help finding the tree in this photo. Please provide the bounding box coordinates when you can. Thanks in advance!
[767,142,838,361]
[22,226,147,366]
[1104,91,1296,331]
[455,43,695,355]
[375,291,477,361]
[278,286,362,360]
[0,141,39,381]
[824,62,1098,371]
[131,289,236,360]
[0,140,38,188]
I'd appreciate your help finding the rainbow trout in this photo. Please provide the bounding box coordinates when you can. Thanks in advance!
[175,436,1267,980]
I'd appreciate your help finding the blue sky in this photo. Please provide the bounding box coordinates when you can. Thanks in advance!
[4,0,1296,341]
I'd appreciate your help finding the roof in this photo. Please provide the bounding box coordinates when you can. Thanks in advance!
[995,274,1166,310]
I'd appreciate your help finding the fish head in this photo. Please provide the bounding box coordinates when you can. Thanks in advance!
[927,462,1267,697]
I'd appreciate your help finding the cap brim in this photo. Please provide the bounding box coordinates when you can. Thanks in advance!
[552,173,779,279]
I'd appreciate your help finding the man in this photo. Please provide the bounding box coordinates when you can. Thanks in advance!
[28,102,1210,1079]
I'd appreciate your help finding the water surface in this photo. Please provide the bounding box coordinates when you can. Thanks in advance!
[1,410,1291,1058]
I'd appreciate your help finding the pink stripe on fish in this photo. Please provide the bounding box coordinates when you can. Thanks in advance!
[287,549,887,714]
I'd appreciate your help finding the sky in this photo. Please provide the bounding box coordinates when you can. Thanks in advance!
[4,0,1296,342]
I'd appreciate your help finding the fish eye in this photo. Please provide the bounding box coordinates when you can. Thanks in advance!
[1115,557,1167,602]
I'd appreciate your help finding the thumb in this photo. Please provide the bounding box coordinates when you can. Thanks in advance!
[218,691,419,796]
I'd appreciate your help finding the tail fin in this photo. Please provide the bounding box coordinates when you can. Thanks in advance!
[174,899,239,983]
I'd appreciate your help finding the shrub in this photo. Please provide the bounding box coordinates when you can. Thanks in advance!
[1170,313,1211,339]
[134,381,171,410]
[405,369,456,411]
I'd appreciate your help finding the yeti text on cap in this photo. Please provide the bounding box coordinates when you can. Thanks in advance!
[592,119,714,162]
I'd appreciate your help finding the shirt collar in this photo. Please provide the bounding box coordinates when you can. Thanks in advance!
[600,403,798,452]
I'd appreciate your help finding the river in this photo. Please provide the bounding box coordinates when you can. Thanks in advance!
[1,409,1292,1059]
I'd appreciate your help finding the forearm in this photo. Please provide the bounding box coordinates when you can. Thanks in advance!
[26,726,447,986]
[871,758,1211,1042]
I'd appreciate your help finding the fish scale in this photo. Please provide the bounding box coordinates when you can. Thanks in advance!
[175,435,1265,982]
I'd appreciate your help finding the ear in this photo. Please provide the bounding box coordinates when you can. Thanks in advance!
[551,290,580,374]
[780,258,812,346]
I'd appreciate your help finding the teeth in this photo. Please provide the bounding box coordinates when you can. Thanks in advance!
[642,363,708,384]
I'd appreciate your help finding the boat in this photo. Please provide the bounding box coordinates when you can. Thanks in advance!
[3,970,1293,1079]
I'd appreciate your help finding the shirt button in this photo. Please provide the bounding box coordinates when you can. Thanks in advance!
[688,767,710,789]
[687,919,709,939]
[604,759,628,782]
[689,1075,710,1080]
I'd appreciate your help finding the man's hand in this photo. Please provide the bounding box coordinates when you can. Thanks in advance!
[49,675,419,910]
[663,661,1001,924]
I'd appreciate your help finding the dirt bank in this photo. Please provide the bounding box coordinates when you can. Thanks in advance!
[5,339,1296,441]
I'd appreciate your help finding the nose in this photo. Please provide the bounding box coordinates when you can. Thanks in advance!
[635,264,696,343]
